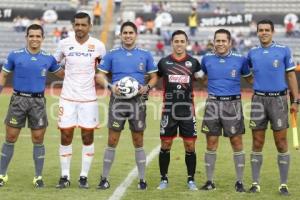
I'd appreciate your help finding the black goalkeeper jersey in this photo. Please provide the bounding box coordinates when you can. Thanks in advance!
[158,54,201,117]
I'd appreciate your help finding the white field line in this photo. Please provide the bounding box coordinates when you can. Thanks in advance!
[108,145,161,200]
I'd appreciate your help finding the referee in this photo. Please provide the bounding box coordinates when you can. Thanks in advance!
[247,19,299,196]
[0,24,64,188]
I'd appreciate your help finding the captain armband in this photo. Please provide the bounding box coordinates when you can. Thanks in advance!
[194,70,205,79]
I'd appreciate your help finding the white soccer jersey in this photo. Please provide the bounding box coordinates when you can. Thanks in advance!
[55,35,106,101]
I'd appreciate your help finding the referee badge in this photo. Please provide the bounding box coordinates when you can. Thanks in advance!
[139,62,144,71]
[273,59,279,68]
[231,69,237,77]
[41,68,47,77]
[185,61,192,68]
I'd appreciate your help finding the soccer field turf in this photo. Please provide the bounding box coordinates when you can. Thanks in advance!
[0,94,299,200]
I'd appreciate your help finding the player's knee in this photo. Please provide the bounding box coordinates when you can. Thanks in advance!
[161,140,172,149]
[32,135,44,144]
[61,134,73,145]
[108,138,118,147]
[5,135,17,143]
[275,140,288,153]
[81,134,94,145]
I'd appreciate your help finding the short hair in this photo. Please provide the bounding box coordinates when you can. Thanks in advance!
[72,12,91,24]
[214,29,231,41]
[257,19,274,32]
[120,21,138,34]
[26,24,44,37]
[171,30,188,41]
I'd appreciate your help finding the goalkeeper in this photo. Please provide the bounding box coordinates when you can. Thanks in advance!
[95,21,158,190]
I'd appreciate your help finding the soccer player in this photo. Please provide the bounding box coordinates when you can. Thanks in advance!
[0,24,63,188]
[199,29,252,192]
[156,30,203,191]
[247,19,298,195]
[54,12,106,189]
[95,21,158,190]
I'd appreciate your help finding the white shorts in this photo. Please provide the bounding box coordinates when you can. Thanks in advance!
[58,98,99,129]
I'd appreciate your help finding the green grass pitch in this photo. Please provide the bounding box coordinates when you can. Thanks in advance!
[0,94,299,200]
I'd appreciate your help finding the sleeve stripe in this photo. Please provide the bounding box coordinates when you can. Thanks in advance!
[2,67,11,73]
[286,66,296,72]
[99,69,109,74]
[147,69,158,74]
[242,72,252,77]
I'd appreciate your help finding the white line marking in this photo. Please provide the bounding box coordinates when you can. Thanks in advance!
[108,145,161,200]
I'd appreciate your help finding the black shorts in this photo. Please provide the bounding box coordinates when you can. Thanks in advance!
[201,98,245,137]
[108,95,146,132]
[5,94,48,129]
[160,112,197,140]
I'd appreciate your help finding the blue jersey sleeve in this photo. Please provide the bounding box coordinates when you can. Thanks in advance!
[246,51,253,69]
[48,56,61,73]
[241,57,251,77]
[201,56,207,74]
[284,47,296,72]
[98,52,112,73]
[2,52,15,72]
[146,52,157,73]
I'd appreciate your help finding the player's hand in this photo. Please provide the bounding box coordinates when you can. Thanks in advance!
[138,84,150,95]
[290,102,298,113]
[111,84,121,96]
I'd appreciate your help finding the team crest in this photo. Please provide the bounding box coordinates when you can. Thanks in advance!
[126,52,132,56]
[185,61,192,68]
[161,115,169,128]
[31,57,37,61]
[177,85,182,89]
[139,62,144,71]
[273,59,279,68]
[41,68,47,76]
[231,69,237,77]
[88,44,95,52]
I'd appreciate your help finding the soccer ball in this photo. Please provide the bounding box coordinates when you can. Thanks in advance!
[117,76,139,99]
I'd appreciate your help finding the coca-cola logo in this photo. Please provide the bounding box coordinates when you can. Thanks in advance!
[168,75,190,83]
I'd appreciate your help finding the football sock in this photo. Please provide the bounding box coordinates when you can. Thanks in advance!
[33,144,45,177]
[59,144,72,179]
[185,151,196,182]
[0,142,14,175]
[233,151,245,182]
[278,152,290,184]
[102,147,115,179]
[204,150,216,182]
[135,147,146,180]
[250,151,263,184]
[80,143,94,177]
[159,148,170,180]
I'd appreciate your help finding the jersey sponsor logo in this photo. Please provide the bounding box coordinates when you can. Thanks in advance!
[263,50,269,54]
[112,121,120,128]
[202,125,209,132]
[69,47,74,50]
[31,57,37,61]
[273,59,279,68]
[168,75,190,83]
[126,52,132,56]
[9,117,18,125]
[166,61,173,65]
[249,120,256,127]
[177,85,182,89]
[88,44,95,52]
[185,61,192,68]
[67,52,92,57]
[219,59,225,63]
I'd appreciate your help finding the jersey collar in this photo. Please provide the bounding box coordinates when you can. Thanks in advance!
[170,53,188,62]
[25,47,41,55]
[215,50,232,58]
[120,45,137,51]
[259,41,276,48]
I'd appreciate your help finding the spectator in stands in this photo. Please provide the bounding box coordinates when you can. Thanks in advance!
[188,8,198,36]
[145,19,154,34]
[198,0,210,10]
[192,41,202,55]
[93,1,102,26]
[60,27,69,40]
[285,19,295,37]
[114,18,122,36]
[156,40,165,56]
[249,21,257,37]
[21,17,30,32]
[161,1,171,12]
[53,27,61,43]
[154,13,163,35]
[114,0,122,12]
[143,1,152,13]
[152,2,160,14]
[162,29,172,46]
[13,16,23,32]
[213,6,226,15]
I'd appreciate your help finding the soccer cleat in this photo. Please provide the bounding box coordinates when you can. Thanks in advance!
[235,181,246,192]
[97,177,110,190]
[137,179,147,190]
[187,180,198,191]
[56,176,71,189]
[200,180,216,191]
[157,180,168,190]
[249,182,260,193]
[279,184,289,196]
[0,175,8,187]
[33,176,44,188]
[78,176,89,189]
